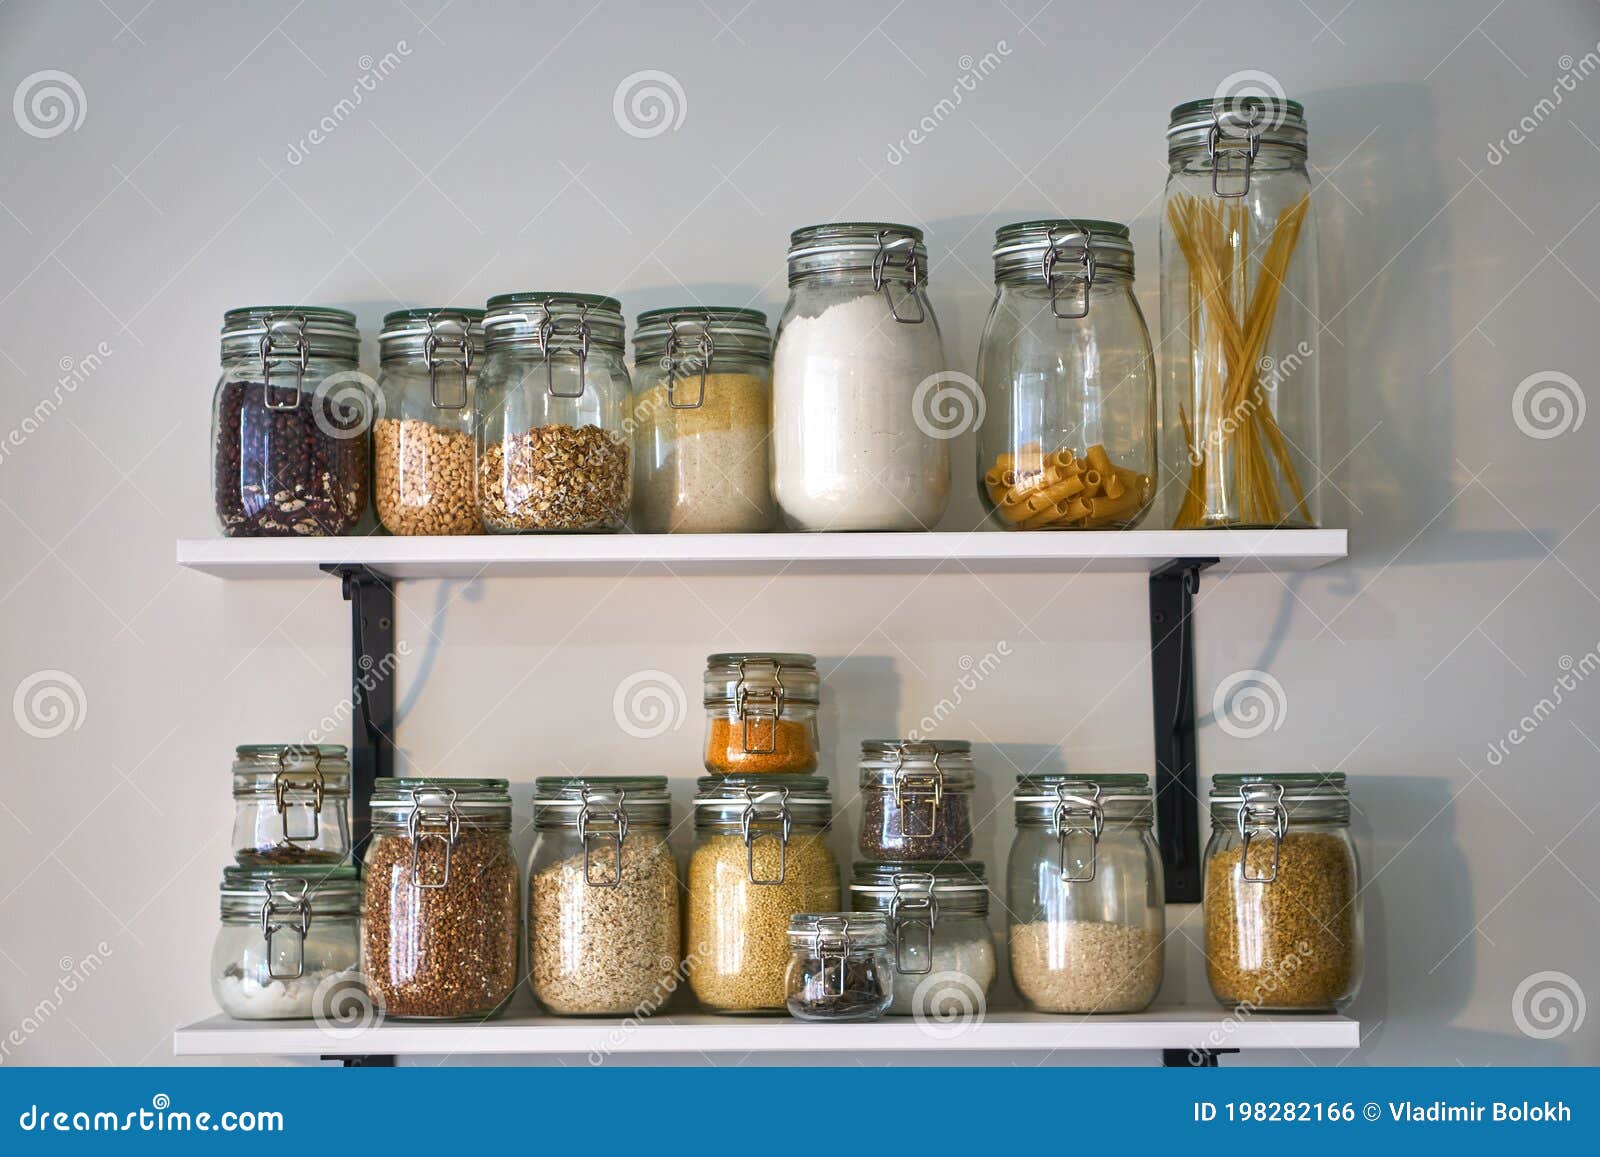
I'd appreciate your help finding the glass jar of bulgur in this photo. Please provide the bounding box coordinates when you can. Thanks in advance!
[361,778,519,1020]
[1204,773,1361,1011]
[686,774,838,1014]
[702,652,819,774]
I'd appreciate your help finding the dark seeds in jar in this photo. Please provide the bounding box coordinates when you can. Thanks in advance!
[859,788,973,860]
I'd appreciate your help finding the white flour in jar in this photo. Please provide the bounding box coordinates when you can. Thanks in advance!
[772,294,950,530]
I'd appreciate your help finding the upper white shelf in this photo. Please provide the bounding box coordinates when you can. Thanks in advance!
[173,1007,1359,1058]
[176,529,1347,580]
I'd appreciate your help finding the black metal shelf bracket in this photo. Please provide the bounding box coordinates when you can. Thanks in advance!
[1163,1047,1235,1067]
[320,565,396,866]
[1150,557,1217,904]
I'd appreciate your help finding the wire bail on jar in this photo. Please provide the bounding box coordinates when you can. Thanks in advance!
[522,298,593,400]
[663,313,716,410]
[734,656,788,754]
[808,914,855,997]
[739,785,793,885]
[576,787,630,889]
[259,878,311,980]
[258,312,310,409]
[887,872,938,975]
[1042,225,1097,319]
[1208,103,1264,198]
[423,311,474,410]
[272,746,325,846]
[406,787,463,890]
[871,229,926,324]
[891,741,945,838]
[1051,781,1106,882]
[1235,781,1289,883]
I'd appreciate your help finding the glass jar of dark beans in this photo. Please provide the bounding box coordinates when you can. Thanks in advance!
[784,913,892,1021]
[857,740,976,860]
[211,307,370,536]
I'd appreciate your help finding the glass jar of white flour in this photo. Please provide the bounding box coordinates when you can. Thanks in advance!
[771,223,950,531]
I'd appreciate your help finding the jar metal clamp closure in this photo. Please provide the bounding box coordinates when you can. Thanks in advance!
[258,312,310,409]
[1051,782,1106,882]
[495,298,595,400]
[890,741,945,838]
[406,787,463,889]
[1041,224,1097,320]
[804,915,858,997]
[734,656,787,754]
[576,787,629,889]
[739,784,794,885]
[422,311,474,410]
[662,312,716,410]
[272,745,327,845]
[872,229,926,324]
[887,872,938,975]
[1235,781,1289,883]
[259,878,311,980]
[1208,103,1264,198]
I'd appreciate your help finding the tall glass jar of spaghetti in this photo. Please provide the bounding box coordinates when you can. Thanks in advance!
[1158,95,1320,529]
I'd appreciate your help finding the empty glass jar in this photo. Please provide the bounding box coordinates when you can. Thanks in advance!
[978,221,1155,530]
[1159,97,1321,528]
[374,308,483,535]
[702,652,819,774]
[771,222,950,531]
[1007,774,1164,1013]
[212,865,361,1019]
[849,861,995,1017]
[857,740,975,860]
[211,307,370,536]
[1204,773,1361,1010]
[631,308,776,533]
[230,744,351,866]
[785,912,892,1021]
[477,293,632,532]
[527,776,680,1016]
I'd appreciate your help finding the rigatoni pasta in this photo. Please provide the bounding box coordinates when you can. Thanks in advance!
[986,442,1151,530]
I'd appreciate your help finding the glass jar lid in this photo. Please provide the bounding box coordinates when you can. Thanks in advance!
[695,774,831,885]
[1167,96,1308,155]
[1015,774,1151,885]
[849,860,989,914]
[370,777,513,832]
[992,219,1135,310]
[483,292,626,351]
[379,308,485,359]
[786,222,929,321]
[858,740,976,789]
[218,864,361,919]
[787,911,888,950]
[703,652,819,708]
[220,306,359,363]
[231,744,351,796]
[632,308,772,410]
[532,775,671,828]
[1209,772,1349,825]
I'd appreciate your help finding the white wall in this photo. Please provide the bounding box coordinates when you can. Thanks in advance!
[1,0,1597,1066]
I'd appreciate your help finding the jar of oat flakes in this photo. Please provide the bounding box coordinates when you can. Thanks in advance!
[374,308,484,535]
[476,293,632,532]
[527,776,680,1016]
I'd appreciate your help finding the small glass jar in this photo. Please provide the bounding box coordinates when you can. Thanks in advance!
[211,307,370,536]
[686,775,839,1014]
[771,223,950,531]
[361,778,519,1020]
[1006,774,1164,1014]
[527,776,680,1016]
[476,293,632,532]
[230,744,351,866]
[702,652,819,774]
[211,865,361,1020]
[849,862,995,1018]
[1159,97,1321,529]
[374,308,484,535]
[857,740,975,860]
[630,308,776,533]
[785,912,892,1022]
[1204,773,1361,1010]
[978,221,1155,530]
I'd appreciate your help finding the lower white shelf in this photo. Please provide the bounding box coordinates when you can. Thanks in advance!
[173,1007,1359,1058]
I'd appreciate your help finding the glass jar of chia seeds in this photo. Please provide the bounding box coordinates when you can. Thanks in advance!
[849,861,996,1017]
[785,912,893,1021]
[1006,774,1164,1014]
[230,744,351,866]
[686,774,839,1014]
[1204,773,1361,1011]
[374,308,484,535]
[211,865,362,1020]
[857,740,976,860]
[211,307,370,536]
[476,293,632,532]
[361,779,519,1020]
[527,776,680,1016]
[702,652,820,774]
[630,308,776,533]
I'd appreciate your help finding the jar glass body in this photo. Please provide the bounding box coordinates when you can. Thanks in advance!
[1006,823,1165,1013]
[784,919,893,1022]
[211,353,369,536]
[474,338,632,532]
[977,279,1155,530]
[360,827,519,1019]
[1159,142,1320,529]
[1203,820,1361,1010]
[632,348,775,533]
[850,874,996,1018]
[771,272,949,531]
[374,354,479,535]
[210,914,360,1019]
[527,825,680,1015]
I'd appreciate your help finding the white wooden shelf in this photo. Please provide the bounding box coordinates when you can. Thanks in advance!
[173,1007,1359,1058]
[176,529,1346,580]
